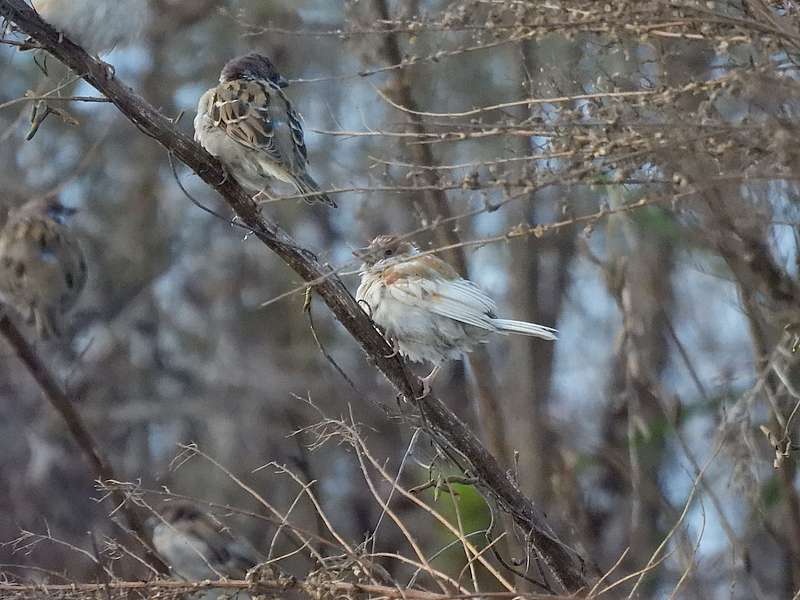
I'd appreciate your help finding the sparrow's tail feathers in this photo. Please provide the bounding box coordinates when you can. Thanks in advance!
[293,171,336,208]
[492,318,557,340]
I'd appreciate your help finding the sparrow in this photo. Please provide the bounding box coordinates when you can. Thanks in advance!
[149,502,261,597]
[194,53,335,207]
[31,0,150,56]
[0,198,87,339]
[355,235,557,388]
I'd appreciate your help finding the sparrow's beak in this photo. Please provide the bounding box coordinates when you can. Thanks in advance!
[352,246,372,259]
[47,203,78,223]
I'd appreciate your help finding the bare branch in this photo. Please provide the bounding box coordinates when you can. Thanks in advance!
[0,315,168,574]
[0,0,591,592]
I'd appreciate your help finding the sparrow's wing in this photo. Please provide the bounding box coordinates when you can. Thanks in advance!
[210,80,308,173]
[0,214,85,338]
[385,262,499,330]
[286,101,309,164]
[201,530,260,579]
[222,539,261,578]
[184,515,259,578]
[61,235,88,306]
[33,219,86,305]
[210,80,282,162]
[269,89,311,176]
[0,216,84,299]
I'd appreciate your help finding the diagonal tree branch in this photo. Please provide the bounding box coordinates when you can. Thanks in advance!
[0,0,591,591]
[0,315,168,573]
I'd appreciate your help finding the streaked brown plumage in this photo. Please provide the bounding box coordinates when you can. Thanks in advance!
[0,199,86,339]
[194,53,335,207]
[150,501,261,599]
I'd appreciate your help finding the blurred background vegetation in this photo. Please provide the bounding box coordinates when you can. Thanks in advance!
[2,1,800,598]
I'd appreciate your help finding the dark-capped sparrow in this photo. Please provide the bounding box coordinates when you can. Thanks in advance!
[150,502,261,592]
[195,53,335,207]
[355,235,557,388]
[32,0,150,55]
[0,198,86,339]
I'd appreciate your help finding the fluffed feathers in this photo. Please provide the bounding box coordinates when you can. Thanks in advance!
[194,53,335,207]
[355,234,557,366]
[32,0,150,55]
[0,198,86,339]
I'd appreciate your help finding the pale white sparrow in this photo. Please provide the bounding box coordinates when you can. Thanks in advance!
[355,235,557,386]
[0,198,86,339]
[194,53,335,207]
[31,0,150,55]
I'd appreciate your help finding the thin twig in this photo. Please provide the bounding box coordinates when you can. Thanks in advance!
[1,1,590,590]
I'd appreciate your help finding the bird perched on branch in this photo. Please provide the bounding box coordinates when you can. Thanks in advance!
[0,198,86,339]
[150,502,261,598]
[31,0,150,56]
[194,53,335,207]
[355,235,557,391]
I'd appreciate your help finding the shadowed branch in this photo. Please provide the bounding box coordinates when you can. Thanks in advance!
[0,315,168,574]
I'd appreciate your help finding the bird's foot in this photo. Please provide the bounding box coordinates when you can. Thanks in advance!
[384,338,400,359]
[418,379,432,399]
[417,364,442,399]
[230,215,254,240]
[97,58,115,80]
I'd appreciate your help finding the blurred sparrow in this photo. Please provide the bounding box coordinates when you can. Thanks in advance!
[355,235,557,389]
[31,0,150,55]
[0,198,86,339]
[150,502,261,594]
[194,53,335,207]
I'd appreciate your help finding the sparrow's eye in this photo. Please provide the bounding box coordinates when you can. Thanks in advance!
[384,248,393,257]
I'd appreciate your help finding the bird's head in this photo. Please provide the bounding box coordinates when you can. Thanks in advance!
[354,234,417,266]
[220,53,288,88]
[13,198,77,225]
[158,501,205,526]
[146,501,208,535]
